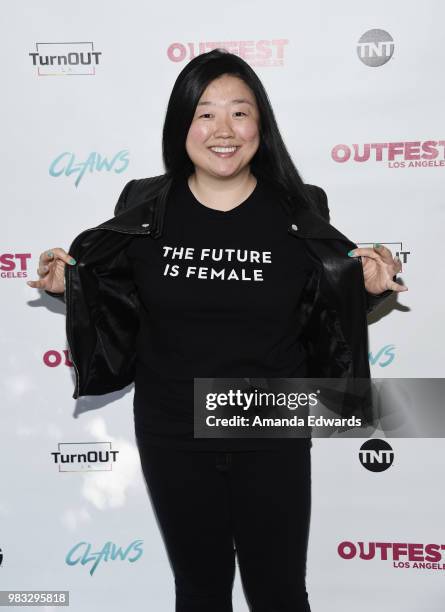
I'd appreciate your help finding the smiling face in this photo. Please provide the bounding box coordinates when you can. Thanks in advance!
[185,74,261,180]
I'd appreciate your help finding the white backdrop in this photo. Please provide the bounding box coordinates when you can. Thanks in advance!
[1,1,444,610]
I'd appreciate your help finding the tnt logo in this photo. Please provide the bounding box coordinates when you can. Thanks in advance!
[359,439,394,472]
[357,29,394,67]
[0,253,31,279]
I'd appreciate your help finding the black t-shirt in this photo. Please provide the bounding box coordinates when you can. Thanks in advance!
[126,175,316,450]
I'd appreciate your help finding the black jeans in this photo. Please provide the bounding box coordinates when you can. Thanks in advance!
[135,436,312,612]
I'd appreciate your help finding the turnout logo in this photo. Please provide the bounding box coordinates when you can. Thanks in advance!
[356,241,410,265]
[51,442,119,472]
[29,42,102,76]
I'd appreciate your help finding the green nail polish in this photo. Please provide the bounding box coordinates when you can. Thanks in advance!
[47,251,53,258]
[69,258,77,265]
[347,250,355,257]
[373,243,381,248]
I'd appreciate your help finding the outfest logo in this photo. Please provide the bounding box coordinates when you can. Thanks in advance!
[43,350,72,368]
[331,140,445,167]
[167,41,289,67]
[338,541,445,571]
[1,253,31,279]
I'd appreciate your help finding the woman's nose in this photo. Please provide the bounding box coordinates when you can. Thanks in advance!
[213,119,235,137]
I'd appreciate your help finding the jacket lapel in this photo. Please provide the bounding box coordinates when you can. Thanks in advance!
[96,200,154,234]
[98,193,356,245]
[288,206,356,245]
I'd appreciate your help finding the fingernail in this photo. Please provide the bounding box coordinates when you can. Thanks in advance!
[69,258,76,265]
[47,251,53,258]
[373,243,381,248]
[26,281,33,286]
[347,250,355,257]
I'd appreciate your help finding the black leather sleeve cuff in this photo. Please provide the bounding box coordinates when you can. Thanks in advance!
[366,276,397,314]
[44,289,66,303]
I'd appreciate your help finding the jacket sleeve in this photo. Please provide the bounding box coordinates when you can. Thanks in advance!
[45,287,66,302]
[44,181,137,304]
[314,185,394,315]
[365,287,394,314]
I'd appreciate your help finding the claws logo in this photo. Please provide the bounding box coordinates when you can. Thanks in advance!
[66,540,143,576]
[49,150,129,188]
[369,344,396,368]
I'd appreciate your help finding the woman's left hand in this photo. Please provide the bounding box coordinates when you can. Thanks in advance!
[348,244,408,295]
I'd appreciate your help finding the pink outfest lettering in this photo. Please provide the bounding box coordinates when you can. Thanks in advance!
[43,350,73,368]
[338,541,445,562]
[0,253,31,278]
[167,40,289,67]
[331,140,445,164]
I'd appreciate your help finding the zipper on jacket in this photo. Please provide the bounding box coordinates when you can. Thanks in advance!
[66,223,151,399]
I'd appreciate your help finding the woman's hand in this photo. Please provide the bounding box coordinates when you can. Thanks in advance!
[348,244,408,295]
[26,248,76,293]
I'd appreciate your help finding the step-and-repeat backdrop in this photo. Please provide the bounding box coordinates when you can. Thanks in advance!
[2,1,444,610]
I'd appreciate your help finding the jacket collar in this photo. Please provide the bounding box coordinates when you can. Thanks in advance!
[97,199,155,235]
[97,192,353,244]
[289,206,354,243]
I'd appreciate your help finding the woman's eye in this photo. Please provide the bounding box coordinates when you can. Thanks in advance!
[198,111,247,119]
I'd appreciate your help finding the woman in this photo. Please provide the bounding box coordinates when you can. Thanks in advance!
[27,49,405,612]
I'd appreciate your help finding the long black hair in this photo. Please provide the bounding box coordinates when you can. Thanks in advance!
[150,48,314,238]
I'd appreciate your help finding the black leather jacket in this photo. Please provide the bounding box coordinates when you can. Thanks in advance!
[47,175,392,402]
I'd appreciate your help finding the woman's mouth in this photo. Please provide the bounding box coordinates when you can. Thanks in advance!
[208,146,240,158]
